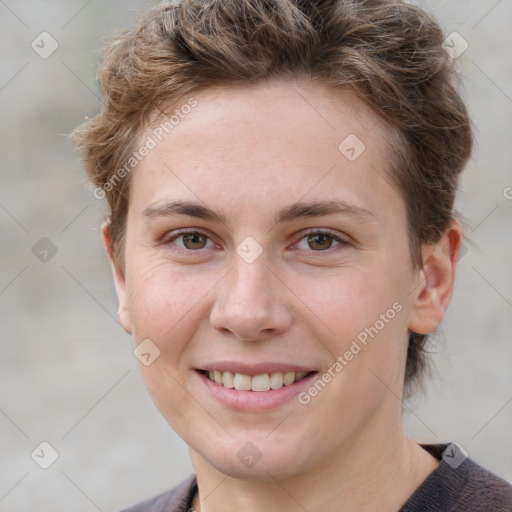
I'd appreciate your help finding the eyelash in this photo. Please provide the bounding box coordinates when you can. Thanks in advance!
[160,228,350,256]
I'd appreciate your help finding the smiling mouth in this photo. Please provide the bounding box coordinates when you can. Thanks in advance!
[198,369,316,392]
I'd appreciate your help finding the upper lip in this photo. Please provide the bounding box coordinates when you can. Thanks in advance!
[197,361,318,376]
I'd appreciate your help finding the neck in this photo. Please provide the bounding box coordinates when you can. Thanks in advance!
[190,421,439,512]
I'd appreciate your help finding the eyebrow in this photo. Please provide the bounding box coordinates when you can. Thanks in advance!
[142,199,377,227]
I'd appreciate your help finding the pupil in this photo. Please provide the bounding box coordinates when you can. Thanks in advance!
[184,233,204,249]
[309,234,331,250]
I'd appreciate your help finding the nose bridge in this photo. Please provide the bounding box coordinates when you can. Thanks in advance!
[210,249,291,340]
[227,251,275,308]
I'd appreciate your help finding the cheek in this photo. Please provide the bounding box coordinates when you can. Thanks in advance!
[303,264,410,387]
[307,267,402,337]
[127,258,197,342]
[124,261,210,428]
[124,259,217,351]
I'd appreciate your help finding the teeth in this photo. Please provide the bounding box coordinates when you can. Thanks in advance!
[283,371,295,386]
[251,374,270,392]
[295,371,309,381]
[269,372,283,389]
[233,373,252,391]
[222,371,234,389]
[205,370,312,391]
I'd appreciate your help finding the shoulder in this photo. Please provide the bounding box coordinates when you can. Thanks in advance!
[457,457,512,511]
[400,443,512,512]
[118,474,197,512]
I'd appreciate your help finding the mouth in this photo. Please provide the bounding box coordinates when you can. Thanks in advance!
[197,369,317,392]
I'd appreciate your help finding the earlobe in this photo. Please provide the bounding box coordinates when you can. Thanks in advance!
[101,223,133,334]
[408,219,463,335]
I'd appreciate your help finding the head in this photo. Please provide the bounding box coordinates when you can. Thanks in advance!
[72,0,472,480]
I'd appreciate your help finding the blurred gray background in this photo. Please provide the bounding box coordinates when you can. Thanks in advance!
[0,0,511,510]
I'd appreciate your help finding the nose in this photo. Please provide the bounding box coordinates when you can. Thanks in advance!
[209,256,293,342]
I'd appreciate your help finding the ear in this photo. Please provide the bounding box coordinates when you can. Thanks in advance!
[101,223,132,334]
[408,218,463,335]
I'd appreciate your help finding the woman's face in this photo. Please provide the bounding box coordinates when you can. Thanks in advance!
[110,80,432,479]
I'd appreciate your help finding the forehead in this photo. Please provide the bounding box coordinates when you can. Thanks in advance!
[147,79,391,156]
[130,79,403,224]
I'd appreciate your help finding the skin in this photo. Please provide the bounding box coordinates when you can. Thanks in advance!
[103,79,462,511]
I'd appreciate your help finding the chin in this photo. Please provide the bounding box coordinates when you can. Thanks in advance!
[208,452,305,481]
[191,433,318,482]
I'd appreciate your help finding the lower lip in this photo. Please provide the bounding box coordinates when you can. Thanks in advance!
[195,370,318,411]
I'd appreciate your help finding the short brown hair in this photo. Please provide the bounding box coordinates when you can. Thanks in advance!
[72,0,473,396]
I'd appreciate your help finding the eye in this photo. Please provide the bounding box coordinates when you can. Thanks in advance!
[160,228,349,255]
[294,230,347,252]
[162,230,216,252]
